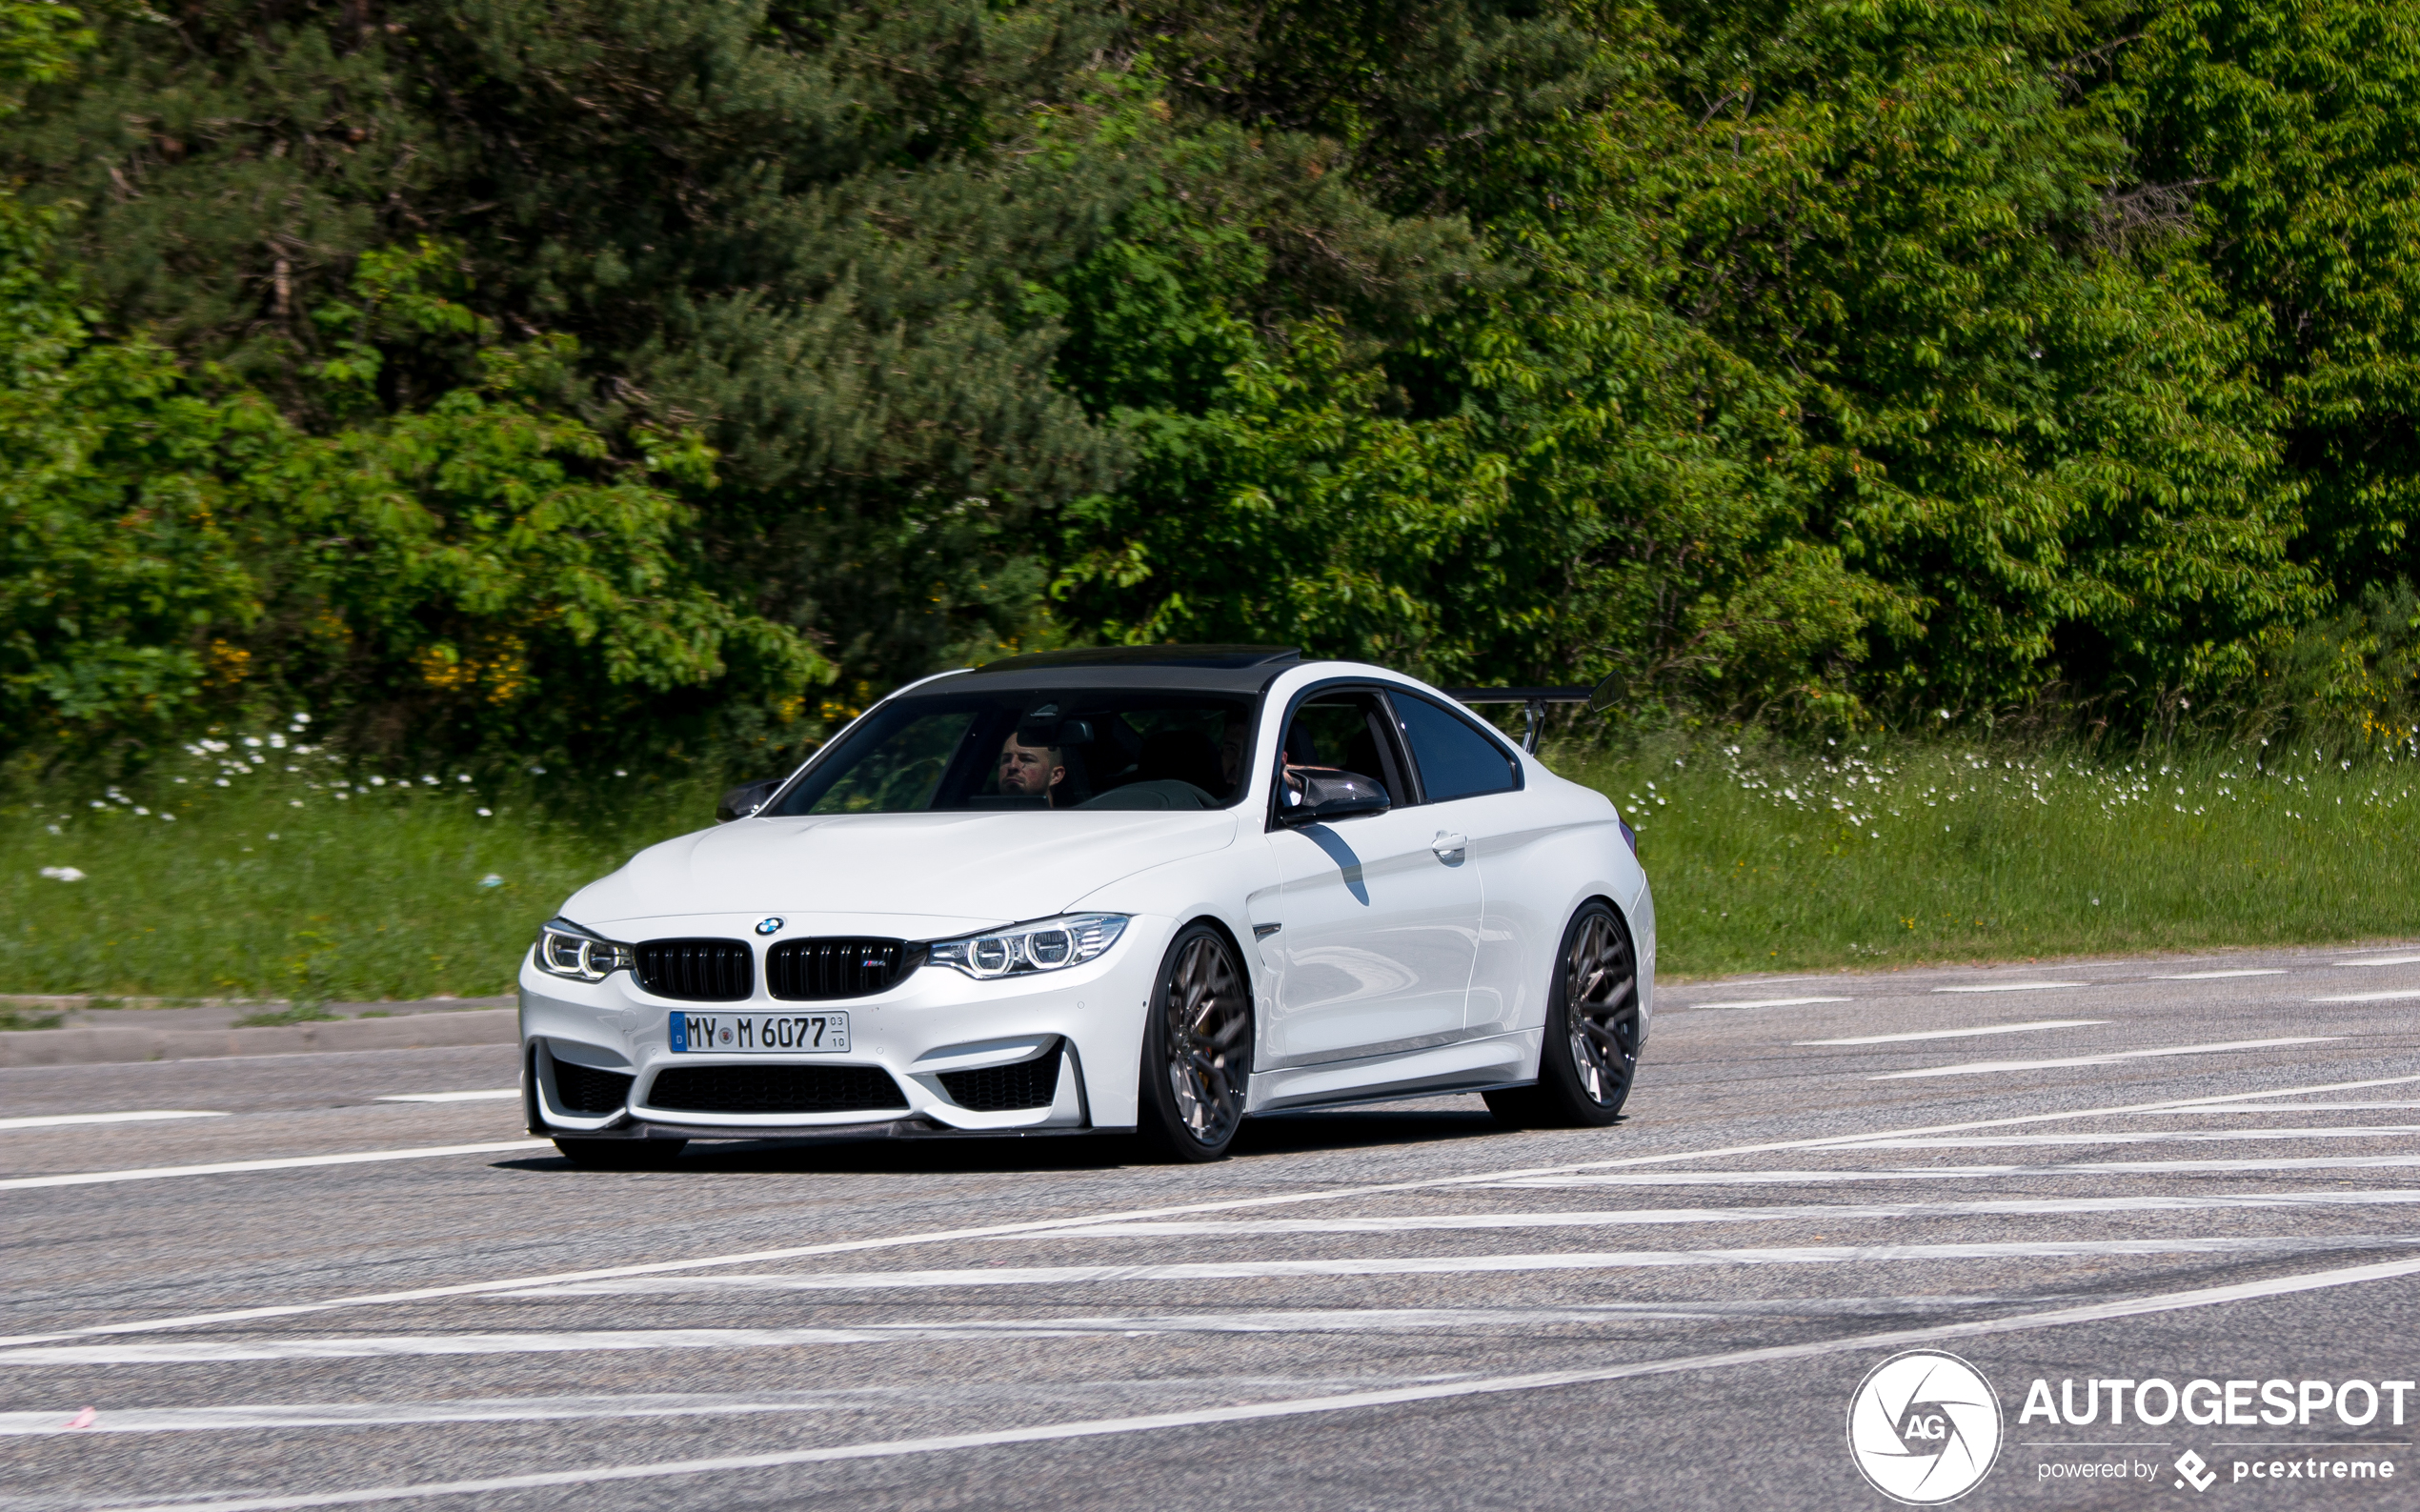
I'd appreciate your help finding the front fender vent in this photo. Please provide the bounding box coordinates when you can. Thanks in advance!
[767,937,921,1000]
[635,938,753,1001]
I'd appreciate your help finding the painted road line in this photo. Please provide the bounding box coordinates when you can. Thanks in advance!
[10,1070,2420,1351]
[2129,1101,2420,1114]
[2310,990,2420,1003]
[1497,1154,2420,1186]
[1041,1190,2420,1237]
[479,1236,2418,1300]
[9,1074,2410,1354]
[2149,969,2289,980]
[373,1091,519,1104]
[0,1140,547,1192]
[1679,996,1852,1011]
[0,1378,1452,1436]
[8,1238,2409,1340]
[1869,1035,2337,1079]
[1797,1019,2103,1047]
[0,1111,226,1132]
[1831,1126,2420,1149]
[1930,981,2085,994]
[2332,955,2420,967]
[77,1255,2420,1512]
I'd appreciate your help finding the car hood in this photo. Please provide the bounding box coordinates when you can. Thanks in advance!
[564,810,1242,933]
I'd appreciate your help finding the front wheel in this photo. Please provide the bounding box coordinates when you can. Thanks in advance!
[554,1137,688,1169]
[1138,924,1255,1161]
[1485,901,1641,1128]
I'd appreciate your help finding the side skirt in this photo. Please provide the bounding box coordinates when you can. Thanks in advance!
[1242,1028,1542,1115]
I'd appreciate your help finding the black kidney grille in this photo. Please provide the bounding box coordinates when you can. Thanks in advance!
[937,1052,1061,1113]
[766,937,919,1000]
[645,1063,909,1116]
[554,1060,635,1116]
[635,938,753,1000]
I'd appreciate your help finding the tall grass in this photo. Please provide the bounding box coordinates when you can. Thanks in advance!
[1554,736,2420,977]
[7,722,2419,998]
[0,721,716,1001]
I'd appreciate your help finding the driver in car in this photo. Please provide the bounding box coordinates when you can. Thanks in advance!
[997,733,1068,805]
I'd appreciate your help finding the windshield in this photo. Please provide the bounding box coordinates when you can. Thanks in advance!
[767,687,1258,816]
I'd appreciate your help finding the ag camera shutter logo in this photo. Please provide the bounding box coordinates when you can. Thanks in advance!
[1847,1350,2005,1503]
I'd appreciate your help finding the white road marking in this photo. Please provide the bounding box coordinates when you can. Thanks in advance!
[374,1091,519,1104]
[1044,1190,2420,1236]
[1869,1035,2337,1079]
[2332,955,2420,967]
[12,1071,2418,1351]
[2129,1102,2420,1114]
[78,1254,2420,1512]
[1681,996,1852,1010]
[1838,1126,2420,1149]
[2310,990,2420,1003]
[2149,969,2289,980]
[0,1111,225,1132]
[479,1236,2413,1300]
[1798,1019,2103,1046]
[0,1140,546,1192]
[1499,1154,2420,1187]
[1930,981,2084,994]
[0,1378,1456,1436]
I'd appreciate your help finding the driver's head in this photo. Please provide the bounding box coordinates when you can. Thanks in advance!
[997,734,1065,796]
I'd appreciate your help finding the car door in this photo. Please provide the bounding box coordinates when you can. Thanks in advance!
[1252,689,1482,1066]
[1385,691,1530,1037]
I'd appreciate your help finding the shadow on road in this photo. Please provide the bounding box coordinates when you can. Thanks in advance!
[494,1100,1548,1178]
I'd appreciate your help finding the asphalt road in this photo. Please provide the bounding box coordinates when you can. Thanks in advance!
[7,941,2420,1511]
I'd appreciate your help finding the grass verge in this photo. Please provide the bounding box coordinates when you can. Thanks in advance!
[1557,736,2420,977]
[7,726,2419,997]
[2,725,716,1001]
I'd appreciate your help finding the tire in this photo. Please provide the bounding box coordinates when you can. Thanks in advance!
[1484,900,1641,1129]
[1138,923,1255,1161]
[554,1137,689,1168]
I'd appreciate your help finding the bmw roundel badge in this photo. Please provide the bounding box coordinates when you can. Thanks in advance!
[755,917,784,937]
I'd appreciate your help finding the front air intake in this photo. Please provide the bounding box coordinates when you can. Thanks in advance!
[767,937,920,999]
[646,1064,909,1116]
[937,1053,1061,1113]
[554,1060,635,1116]
[635,938,753,1000]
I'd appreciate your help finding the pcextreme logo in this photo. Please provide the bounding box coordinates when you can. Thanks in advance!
[1847,1350,2006,1504]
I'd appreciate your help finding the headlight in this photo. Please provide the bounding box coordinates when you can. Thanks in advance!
[534,917,635,982]
[927,914,1129,979]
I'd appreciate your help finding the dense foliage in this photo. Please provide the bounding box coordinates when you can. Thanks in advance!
[5,0,2419,766]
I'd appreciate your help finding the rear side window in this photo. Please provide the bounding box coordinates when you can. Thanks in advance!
[1394,696,1519,801]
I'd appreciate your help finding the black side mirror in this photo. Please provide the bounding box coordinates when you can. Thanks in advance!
[716,777,784,823]
[1278,767,1390,824]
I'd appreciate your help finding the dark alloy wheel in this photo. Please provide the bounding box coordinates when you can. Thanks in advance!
[554,1137,689,1169]
[1138,924,1254,1161]
[1485,901,1641,1128]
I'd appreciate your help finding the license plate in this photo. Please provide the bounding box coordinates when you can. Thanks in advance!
[670,1011,849,1055]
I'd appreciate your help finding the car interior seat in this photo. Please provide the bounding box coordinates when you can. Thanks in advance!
[1137,728,1227,799]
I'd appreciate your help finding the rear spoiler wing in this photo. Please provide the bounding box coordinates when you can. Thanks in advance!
[1441,686,1597,754]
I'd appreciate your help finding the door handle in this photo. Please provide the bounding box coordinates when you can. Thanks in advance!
[1432,832,1468,861]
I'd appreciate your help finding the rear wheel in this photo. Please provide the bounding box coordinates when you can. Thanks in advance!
[554,1137,689,1168]
[1138,924,1254,1161]
[1485,901,1640,1128]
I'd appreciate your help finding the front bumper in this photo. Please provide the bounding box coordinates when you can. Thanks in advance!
[518,913,1167,1139]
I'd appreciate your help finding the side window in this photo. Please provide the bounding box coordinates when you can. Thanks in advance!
[1279,692,1409,801]
[1394,696,1519,801]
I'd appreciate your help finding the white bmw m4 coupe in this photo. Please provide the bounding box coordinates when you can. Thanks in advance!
[519,645,1655,1164]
